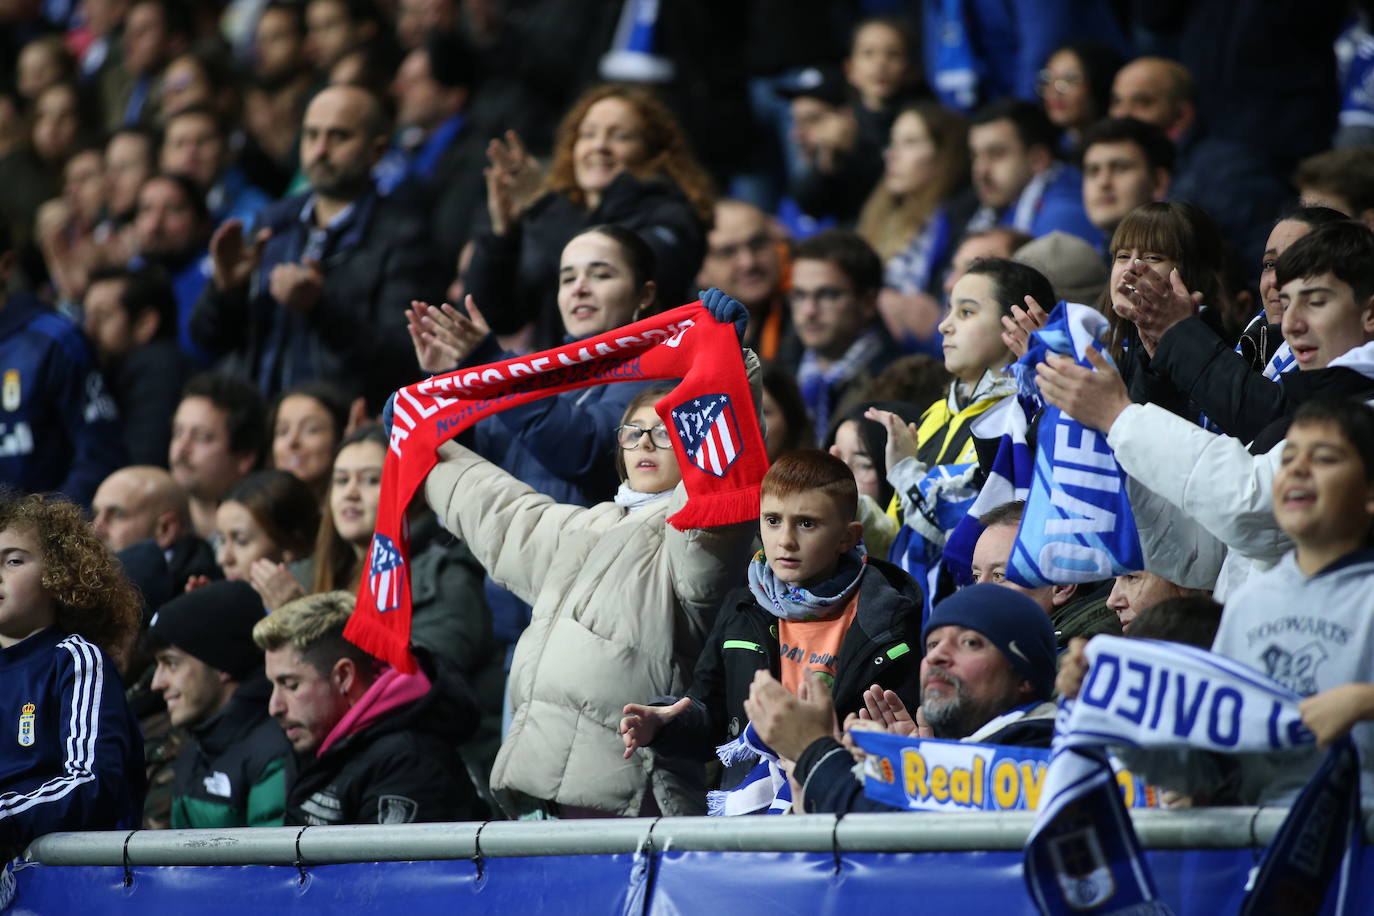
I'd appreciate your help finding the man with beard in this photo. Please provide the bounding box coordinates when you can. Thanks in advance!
[787,229,901,441]
[255,591,484,825]
[169,373,264,540]
[129,173,212,366]
[82,267,190,465]
[242,1,315,195]
[744,583,1057,813]
[965,99,1099,247]
[382,30,483,265]
[190,85,445,410]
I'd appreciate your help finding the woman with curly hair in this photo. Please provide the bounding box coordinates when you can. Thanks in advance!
[465,83,714,350]
[0,492,145,855]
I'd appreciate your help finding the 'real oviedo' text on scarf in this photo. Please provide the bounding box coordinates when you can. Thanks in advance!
[347,303,769,672]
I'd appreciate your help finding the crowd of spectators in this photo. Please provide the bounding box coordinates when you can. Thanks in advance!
[3,0,1374,855]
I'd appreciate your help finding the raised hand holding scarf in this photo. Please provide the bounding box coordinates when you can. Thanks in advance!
[348,303,768,672]
[1006,302,1143,588]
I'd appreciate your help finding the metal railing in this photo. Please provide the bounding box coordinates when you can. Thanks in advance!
[25,807,1369,867]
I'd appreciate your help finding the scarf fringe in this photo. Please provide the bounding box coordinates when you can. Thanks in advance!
[665,485,761,531]
[715,733,762,768]
[340,616,416,674]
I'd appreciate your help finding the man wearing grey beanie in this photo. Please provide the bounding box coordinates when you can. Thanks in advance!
[745,584,1058,814]
[148,580,294,827]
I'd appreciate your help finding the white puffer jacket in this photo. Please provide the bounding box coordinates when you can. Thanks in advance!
[424,360,761,817]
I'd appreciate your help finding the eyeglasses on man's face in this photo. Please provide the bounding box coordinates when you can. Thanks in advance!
[786,286,853,310]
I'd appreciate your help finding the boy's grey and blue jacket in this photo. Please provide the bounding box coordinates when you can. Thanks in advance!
[1119,548,1374,810]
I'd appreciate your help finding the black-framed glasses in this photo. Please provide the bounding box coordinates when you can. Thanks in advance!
[616,424,672,449]
[786,286,851,309]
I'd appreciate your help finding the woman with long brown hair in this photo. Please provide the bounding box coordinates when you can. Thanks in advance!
[464,83,714,350]
[857,102,970,348]
[1102,200,1232,418]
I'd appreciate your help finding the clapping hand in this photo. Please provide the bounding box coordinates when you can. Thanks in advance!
[862,406,919,474]
[485,130,543,236]
[1034,347,1133,433]
[406,295,492,374]
[248,558,305,611]
[209,220,271,292]
[1000,295,1051,359]
[1113,267,1201,357]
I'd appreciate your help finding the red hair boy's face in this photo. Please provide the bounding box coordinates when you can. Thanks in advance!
[759,489,861,588]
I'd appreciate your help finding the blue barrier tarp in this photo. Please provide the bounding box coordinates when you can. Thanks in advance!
[15,846,1370,915]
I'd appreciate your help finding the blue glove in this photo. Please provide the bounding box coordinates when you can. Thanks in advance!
[699,287,749,342]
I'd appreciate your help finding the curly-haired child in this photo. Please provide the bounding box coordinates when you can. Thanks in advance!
[0,492,145,858]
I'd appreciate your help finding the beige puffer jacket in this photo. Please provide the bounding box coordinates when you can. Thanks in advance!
[424,364,760,817]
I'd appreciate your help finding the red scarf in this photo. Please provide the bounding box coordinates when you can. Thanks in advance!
[345,303,768,672]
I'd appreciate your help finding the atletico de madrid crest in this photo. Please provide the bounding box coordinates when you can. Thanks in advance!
[17,703,35,747]
[671,394,743,478]
[367,534,406,613]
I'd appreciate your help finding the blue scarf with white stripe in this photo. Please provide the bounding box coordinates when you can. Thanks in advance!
[1006,303,1142,587]
[1025,636,1362,915]
[707,722,792,816]
[942,392,1036,584]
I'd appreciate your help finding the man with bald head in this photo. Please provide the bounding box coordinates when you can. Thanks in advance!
[696,199,792,364]
[1108,56,1286,261]
[92,465,190,551]
[94,464,220,593]
[190,84,446,410]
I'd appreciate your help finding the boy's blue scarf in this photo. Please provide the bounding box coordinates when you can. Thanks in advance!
[1006,303,1142,587]
[1025,636,1362,916]
[747,549,867,622]
[707,722,792,816]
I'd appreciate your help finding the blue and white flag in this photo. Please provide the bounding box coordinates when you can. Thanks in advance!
[888,458,980,620]
[1007,303,1142,588]
[942,392,1037,585]
[928,0,980,111]
[1025,637,1362,916]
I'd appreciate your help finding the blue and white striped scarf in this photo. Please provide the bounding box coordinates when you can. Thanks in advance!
[888,369,1016,618]
[1006,303,1142,587]
[707,722,793,816]
[884,209,953,296]
[798,330,886,445]
[942,392,1036,584]
[1025,636,1361,915]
